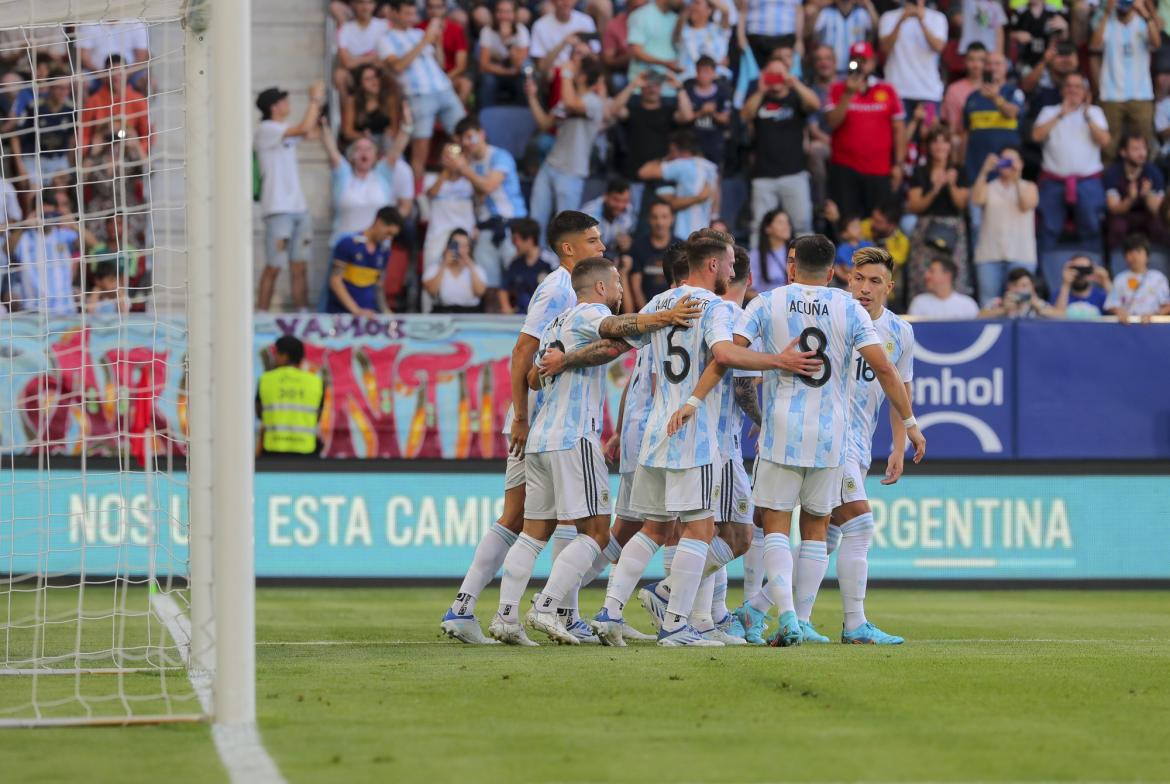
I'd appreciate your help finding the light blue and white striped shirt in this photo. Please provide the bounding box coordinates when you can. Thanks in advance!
[678,22,732,81]
[716,326,760,461]
[527,302,612,454]
[659,156,719,241]
[628,286,735,469]
[735,283,879,468]
[844,308,915,466]
[503,266,576,436]
[1098,13,1153,102]
[376,28,452,96]
[619,346,655,475]
[814,4,873,75]
[746,0,801,36]
[473,145,527,223]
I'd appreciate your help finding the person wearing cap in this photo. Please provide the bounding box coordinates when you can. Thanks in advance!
[824,40,906,221]
[253,79,325,312]
[1090,0,1160,162]
[255,336,325,457]
[877,0,948,121]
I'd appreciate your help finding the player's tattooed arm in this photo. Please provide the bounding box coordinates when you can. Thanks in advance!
[598,295,703,338]
[733,377,762,427]
[539,338,632,376]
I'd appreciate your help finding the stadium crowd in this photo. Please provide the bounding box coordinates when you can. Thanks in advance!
[255,0,1170,321]
[0,21,154,316]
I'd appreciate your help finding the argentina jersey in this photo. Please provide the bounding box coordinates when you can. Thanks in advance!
[619,347,655,475]
[503,266,576,436]
[715,308,759,461]
[627,285,735,469]
[376,29,450,95]
[527,303,612,453]
[845,309,915,466]
[660,156,719,241]
[474,146,527,223]
[735,283,879,469]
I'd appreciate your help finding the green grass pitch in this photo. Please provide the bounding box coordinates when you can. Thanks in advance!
[3,587,1169,783]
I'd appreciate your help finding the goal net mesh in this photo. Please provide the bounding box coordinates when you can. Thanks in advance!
[0,9,200,725]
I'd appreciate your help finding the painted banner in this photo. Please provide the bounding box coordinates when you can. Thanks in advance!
[3,467,1168,580]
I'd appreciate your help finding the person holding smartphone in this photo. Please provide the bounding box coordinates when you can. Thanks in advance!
[423,228,488,313]
[971,147,1039,306]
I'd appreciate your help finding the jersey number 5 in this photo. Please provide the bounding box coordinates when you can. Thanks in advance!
[663,326,691,384]
[798,327,831,388]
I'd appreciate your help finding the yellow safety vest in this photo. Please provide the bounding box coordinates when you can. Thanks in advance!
[258,365,324,454]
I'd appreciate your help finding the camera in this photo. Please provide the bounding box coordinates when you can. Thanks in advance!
[1014,291,1033,304]
[447,239,461,257]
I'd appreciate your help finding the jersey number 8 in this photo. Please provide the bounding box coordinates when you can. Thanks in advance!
[798,327,831,388]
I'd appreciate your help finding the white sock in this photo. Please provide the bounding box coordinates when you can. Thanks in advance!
[538,534,602,611]
[550,525,580,614]
[450,522,519,616]
[705,536,735,577]
[826,524,842,556]
[837,513,874,631]
[498,533,544,622]
[691,572,717,631]
[582,535,621,587]
[662,538,708,632]
[604,532,658,617]
[743,527,765,605]
[794,540,829,622]
[762,533,795,616]
[711,567,729,622]
[662,545,676,575]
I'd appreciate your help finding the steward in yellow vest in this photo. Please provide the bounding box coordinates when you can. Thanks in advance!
[256,336,324,455]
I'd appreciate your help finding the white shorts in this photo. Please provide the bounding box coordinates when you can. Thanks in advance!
[716,458,753,524]
[615,472,639,520]
[629,463,717,523]
[750,458,842,517]
[503,454,525,491]
[838,456,868,506]
[524,438,611,521]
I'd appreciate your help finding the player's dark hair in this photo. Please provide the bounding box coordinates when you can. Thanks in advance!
[510,217,540,243]
[605,176,630,195]
[547,210,599,253]
[1123,232,1150,253]
[453,114,482,136]
[571,256,617,293]
[668,129,699,155]
[274,335,305,365]
[375,206,404,228]
[686,233,731,274]
[792,234,836,277]
[663,240,690,286]
[930,256,959,281]
[732,245,751,285]
[852,246,894,273]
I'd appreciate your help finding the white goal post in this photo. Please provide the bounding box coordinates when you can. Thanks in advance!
[0,0,255,727]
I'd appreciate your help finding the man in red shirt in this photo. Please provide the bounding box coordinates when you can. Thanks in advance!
[81,55,151,158]
[420,0,472,102]
[824,41,906,221]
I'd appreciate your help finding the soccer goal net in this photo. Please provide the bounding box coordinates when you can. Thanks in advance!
[0,0,254,727]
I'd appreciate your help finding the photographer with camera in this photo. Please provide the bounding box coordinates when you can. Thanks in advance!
[423,228,488,313]
[971,147,1038,306]
[978,267,1060,319]
[1053,254,1112,319]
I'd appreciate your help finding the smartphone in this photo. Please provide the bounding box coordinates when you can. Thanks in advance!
[982,71,994,85]
[522,64,534,80]
[577,31,600,43]
[847,59,861,75]
[997,157,1014,170]
[1073,265,1094,278]
[1014,291,1033,304]
[763,71,785,87]
[446,239,461,256]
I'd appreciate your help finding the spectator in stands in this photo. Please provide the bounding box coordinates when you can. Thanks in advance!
[743,54,820,238]
[627,199,675,308]
[908,257,980,319]
[1091,0,1160,161]
[423,141,476,276]
[581,177,637,260]
[422,0,473,103]
[861,200,910,308]
[89,215,147,298]
[1009,0,1069,83]
[1053,254,1111,319]
[12,67,76,187]
[1020,38,1078,105]
[941,43,985,134]
[379,0,467,186]
[256,336,323,457]
[1104,133,1167,272]
[477,0,530,107]
[85,261,130,315]
[958,0,1007,54]
[813,0,878,76]
[961,51,1024,183]
[807,44,837,203]
[979,267,1061,318]
[628,0,683,91]
[319,117,414,248]
[1104,232,1170,320]
[744,0,803,67]
[76,20,149,89]
[749,207,792,292]
[254,81,324,312]
[972,147,1039,306]
[81,56,151,158]
[530,0,599,74]
[833,214,873,286]
[639,130,719,239]
[499,218,556,314]
[825,42,905,222]
[877,0,947,120]
[451,115,528,288]
[340,63,402,144]
[326,206,405,316]
[684,56,732,164]
[424,228,488,313]
[0,172,21,275]
[906,124,970,303]
[10,196,79,314]
[676,0,733,82]
[526,57,606,238]
[333,0,390,94]
[612,69,693,215]
[603,0,645,88]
